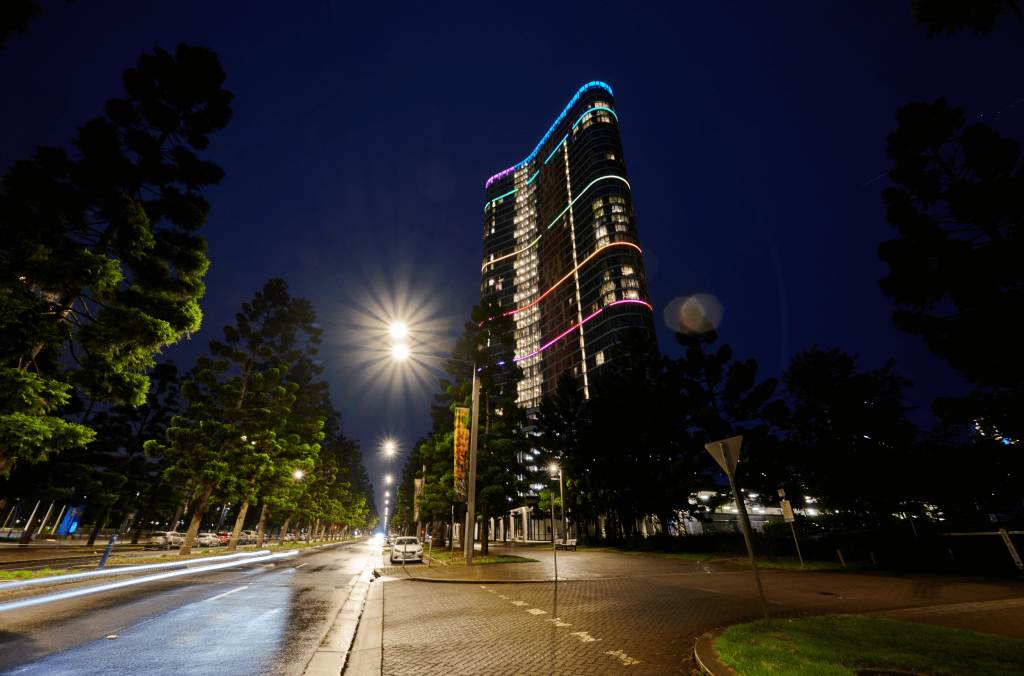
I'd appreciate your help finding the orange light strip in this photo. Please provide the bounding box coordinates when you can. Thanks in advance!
[479,241,642,325]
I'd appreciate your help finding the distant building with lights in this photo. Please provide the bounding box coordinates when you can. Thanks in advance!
[480,82,656,410]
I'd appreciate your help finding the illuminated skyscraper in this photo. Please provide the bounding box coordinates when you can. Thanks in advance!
[481,82,656,410]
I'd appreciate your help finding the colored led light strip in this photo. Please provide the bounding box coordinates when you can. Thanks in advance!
[544,135,568,164]
[491,242,642,323]
[477,298,653,371]
[526,171,540,185]
[480,174,631,271]
[484,81,614,189]
[571,106,618,130]
[495,298,652,366]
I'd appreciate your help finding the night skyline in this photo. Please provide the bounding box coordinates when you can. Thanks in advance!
[2,1,1021,519]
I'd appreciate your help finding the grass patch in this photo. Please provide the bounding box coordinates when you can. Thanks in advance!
[716,614,1024,676]
[0,567,67,581]
[424,550,538,566]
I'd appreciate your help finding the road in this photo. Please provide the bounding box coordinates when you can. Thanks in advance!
[0,539,380,676]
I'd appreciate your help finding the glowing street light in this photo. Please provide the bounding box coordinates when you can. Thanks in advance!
[386,476,392,484]
[386,443,395,454]
[388,325,482,564]
[294,470,304,480]
[390,323,407,338]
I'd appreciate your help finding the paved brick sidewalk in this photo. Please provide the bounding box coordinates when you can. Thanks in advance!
[375,544,1024,674]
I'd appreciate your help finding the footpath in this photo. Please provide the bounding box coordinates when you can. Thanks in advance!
[347,543,1024,675]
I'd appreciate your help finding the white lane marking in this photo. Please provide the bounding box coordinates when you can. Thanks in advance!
[526,608,546,615]
[605,650,641,665]
[0,550,299,613]
[570,632,601,642]
[511,601,527,606]
[295,563,307,568]
[206,586,248,602]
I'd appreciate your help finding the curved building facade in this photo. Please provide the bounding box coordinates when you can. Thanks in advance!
[481,82,656,410]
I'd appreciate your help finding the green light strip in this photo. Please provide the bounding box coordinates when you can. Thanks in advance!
[481,174,630,270]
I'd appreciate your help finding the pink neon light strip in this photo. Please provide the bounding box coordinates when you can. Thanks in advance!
[510,299,652,364]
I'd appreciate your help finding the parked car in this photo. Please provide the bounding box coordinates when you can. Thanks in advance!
[217,531,232,545]
[196,532,221,547]
[146,531,184,550]
[240,530,259,545]
[284,533,296,542]
[389,537,423,564]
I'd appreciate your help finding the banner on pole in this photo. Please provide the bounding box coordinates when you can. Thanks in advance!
[780,499,795,523]
[453,406,470,501]
[414,478,422,521]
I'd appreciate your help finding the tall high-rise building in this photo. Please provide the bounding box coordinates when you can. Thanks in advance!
[481,82,656,410]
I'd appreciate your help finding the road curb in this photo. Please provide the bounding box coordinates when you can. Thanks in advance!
[694,627,739,676]
[301,544,378,676]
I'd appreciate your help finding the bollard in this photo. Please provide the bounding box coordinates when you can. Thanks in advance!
[836,549,847,568]
[870,551,877,567]
[97,533,118,570]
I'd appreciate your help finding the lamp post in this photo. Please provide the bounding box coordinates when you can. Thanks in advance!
[550,465,565,541]
[390,323,482,565]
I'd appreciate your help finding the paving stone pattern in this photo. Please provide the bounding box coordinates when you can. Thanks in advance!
[382,577,776,675]
[379,546,1024,674]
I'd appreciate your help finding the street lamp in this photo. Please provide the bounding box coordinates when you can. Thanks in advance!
[389,326,482,564]
[386,443,395,455]
[390,323,407,338]
[549,465,565,542]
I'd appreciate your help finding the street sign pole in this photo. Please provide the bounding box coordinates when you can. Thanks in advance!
[706,436,772,627]
[779,490,803,568]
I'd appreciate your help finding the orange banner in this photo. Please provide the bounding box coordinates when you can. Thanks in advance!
[453,406,470,501]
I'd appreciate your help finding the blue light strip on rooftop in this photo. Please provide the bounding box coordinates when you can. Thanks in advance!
[484,81,614,189]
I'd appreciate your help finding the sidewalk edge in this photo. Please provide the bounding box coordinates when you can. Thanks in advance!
[694,628,739,676]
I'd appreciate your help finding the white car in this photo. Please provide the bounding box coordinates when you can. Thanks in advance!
[390,537,423,564]
[146,531,184,550]
[195,532,221,547]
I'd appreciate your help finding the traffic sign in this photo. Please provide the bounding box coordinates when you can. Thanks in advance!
[777,488,786,497]
[705,436,743,475]
[781,499,795,523]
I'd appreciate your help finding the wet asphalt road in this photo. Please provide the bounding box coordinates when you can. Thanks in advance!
[0,539,380,676]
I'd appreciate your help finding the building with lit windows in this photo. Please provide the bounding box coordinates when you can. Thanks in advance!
[480,81,656,410]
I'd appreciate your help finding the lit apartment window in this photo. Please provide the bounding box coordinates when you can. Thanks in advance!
[621,266,634,275]
[595,351,605,366]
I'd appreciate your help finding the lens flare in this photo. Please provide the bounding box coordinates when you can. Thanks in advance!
[664,294,724,334]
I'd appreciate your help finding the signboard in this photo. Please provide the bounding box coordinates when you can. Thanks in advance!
[780,499,795,523]
[413,478,422,521]
[704,435,743,475]
[453,406,470,502]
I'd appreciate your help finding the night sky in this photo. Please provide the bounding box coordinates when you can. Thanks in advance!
[2,2,1021,518]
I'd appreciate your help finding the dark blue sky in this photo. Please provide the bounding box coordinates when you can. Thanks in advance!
[2,1,1021,516]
